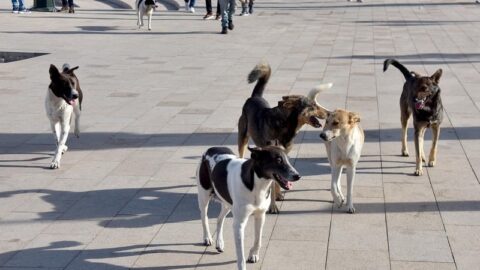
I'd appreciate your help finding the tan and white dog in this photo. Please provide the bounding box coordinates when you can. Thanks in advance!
[136,0,157,31]
[319,109,364,213]
[46,64,82,169]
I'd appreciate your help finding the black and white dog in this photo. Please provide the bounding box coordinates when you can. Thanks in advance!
[45,64,82,169]
[136,0,157,31]
[196,146,301,270]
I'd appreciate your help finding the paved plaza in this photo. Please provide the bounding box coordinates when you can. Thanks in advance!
[1,0,480,269]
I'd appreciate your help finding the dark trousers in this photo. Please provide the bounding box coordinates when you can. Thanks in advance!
[62,0,73,7]
[206,0,220,15]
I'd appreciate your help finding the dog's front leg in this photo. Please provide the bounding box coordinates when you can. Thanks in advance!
[137,10,142,27]
[216,205,230,252]
[50,121,60,145]
[413,125,426,176]
[346,166,356,213]
[331,165,344,207]
[147,12,152,30]
[248,211,265,263]
[233,211,249,270]
[50,117,71,169]
[429,124,440,167]
[268,187,279,214]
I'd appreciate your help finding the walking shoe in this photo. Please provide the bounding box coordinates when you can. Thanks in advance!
[215,14,221,20]
[12,9,19,14]
[203,12,214,19]
[221,27,228,34]
[240,6,249,16]
[228,20,234,30]
[19,9,31,14]
[189,7,195,13]
[60,5,69,12]
[68,7,75,13]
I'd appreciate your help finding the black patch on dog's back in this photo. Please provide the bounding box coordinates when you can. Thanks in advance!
[211,159,233,205]
[241,159,255,191]
[205,147,235,157]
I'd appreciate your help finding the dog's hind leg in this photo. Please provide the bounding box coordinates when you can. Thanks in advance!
[400,107,411,156]
[137,10,142,27]
[198,188,213,246]
[238,114,249,158]
[428,124,440,167]
[247,211,265,263]
[268,188,279,214]
[413,124,427,176]
[215,204,230,252]
[331,166,344,207]
[346,166,356,214]
[147,12,152,31]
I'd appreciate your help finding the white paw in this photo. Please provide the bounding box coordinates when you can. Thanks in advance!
[74,129,80,138]
[216,239,224,253]
[428,160,436,167]
[333,195,345,208]
[61,145,68,155]
[247,254,259,263]
[148,27,151,31]
[401,149,409,156]
[50,160,60,169]
[203,237,213,246]
[414,168,423,176]
[347,206,356,214]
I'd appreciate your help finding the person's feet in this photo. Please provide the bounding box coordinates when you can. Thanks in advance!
[68,7,75,13]
[188,7,195,13]
[60,5,69,12]
[228,20,234,30]
[19,8,31,14]
[221,26,228,34]
[215,14,221,20]
[203,12,214,19]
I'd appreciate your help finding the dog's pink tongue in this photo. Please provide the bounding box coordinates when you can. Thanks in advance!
[415,102,424,110]
[69,100,75,105]
[287,181,293,189]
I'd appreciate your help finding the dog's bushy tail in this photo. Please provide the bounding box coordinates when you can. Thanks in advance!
[308,83,333,112]
[248,61,271,98]
[383,59,412,80]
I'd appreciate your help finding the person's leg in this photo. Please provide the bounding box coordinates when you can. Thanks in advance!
[248,0,254,14]
[218,0,228,33]
[189,0,196,8]
[227,0,235,29]
[11,0,19,12]
[205,0,212,14]
[215,0,221,18]
[68,0,74,12]
[184,0,189,11]
[61,0,69,11]
[239,0,247,15]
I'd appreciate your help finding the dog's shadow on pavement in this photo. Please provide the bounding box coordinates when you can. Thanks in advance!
[0,240,235,269]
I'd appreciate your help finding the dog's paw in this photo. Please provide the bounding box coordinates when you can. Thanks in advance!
[50,160,60,169]
[216,239,224,252]
[203,237,213,246]
[268,204,280,214]
[401,149,409,156]
[61,145,68,155]
[333,195,345,208]
[428,160,436,167]
[347,206,356,214]
[74,129,80,138]
[247,254,259,263]
[414,169,423,176]
[148,28,152,31]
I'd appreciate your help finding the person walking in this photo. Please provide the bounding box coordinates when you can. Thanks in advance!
[60,0,75,13]
[218,0,235,34]
[11,0,30,13]
[239,0,253,16]
[203,0,220,19]
[184,0,196,13]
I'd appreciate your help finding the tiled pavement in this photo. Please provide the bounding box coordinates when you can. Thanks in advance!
[1,0,480,269]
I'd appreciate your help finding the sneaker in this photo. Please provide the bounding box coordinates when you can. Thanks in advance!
[189,7,195,13]
[68,7,74,13]
[240,6,249,16]
[228,20,234,30]
[184,3,189,11]
[19,9,31,14]
[60,5,69,12]
[203,13,214,19]
[221,27,228,34]
[215,14,221,20]
[12,9,19,14]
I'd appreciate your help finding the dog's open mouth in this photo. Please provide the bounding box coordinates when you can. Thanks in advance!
[65,97,77,106]
[415,98,426,110]
[273,173,293,190]
[309,116,322,128]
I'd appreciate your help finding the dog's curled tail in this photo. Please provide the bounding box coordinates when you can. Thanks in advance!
[383,59,412,80]
[248,61,272,98]
[308,83,333,102]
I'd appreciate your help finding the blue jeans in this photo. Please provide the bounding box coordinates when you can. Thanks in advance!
[11,0,26,10]
[219,0,235,28]
[185,0,196,8]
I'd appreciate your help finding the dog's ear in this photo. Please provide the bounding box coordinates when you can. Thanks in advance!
[49,64,61,81]
[66,66,79,74]
[248,146,262,160]
[431,69,443,84]
[348,112,361,124]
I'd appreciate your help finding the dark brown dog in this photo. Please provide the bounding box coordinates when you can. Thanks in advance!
[383,59,444,176]
[238,62,331,213]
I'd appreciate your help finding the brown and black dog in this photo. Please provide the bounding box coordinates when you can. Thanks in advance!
[383,59,444,176]
[238,62,332,213]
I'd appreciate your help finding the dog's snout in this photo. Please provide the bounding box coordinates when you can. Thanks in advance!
[72,93,79,99]
[320,133,327,140]
[292,174,301,181]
